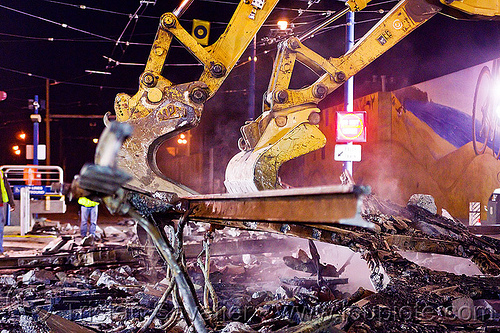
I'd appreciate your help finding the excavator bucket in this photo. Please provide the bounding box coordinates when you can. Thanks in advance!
[225,107,326,193]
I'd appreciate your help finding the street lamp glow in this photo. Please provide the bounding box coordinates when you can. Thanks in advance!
[14,150,21,156]
[18,132,26,140]
[277,20,288,30]
[93,138,99,144]
[177,133,187,144]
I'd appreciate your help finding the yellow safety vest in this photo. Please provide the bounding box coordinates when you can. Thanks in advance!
[0,171,8,203]
[78,197,99,207]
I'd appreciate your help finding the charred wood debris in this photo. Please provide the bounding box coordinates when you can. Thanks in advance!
[2,194,500,332]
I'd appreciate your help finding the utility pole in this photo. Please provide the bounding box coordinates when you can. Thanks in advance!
[248,36,257,120]
[343,11,355,176]
[45,79,50,165]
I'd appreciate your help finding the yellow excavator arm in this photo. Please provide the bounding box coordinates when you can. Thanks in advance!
[225,0,500,193]
[109,0,500,197]
[111,0,279,196]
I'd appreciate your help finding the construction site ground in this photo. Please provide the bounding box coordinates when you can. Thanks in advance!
[2,201,132,256]
[3,195,500,332]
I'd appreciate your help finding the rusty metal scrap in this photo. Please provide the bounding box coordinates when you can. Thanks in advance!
[362,195,500,276]
[0,264,174,332]
[194,194,500,277]
[184,185,373,229]
[128,209,208,333]
[198,194,500,331]
[118,193,500,331]
[184,237,297,258]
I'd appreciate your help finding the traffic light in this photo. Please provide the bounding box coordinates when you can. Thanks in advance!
[28,99,45,110]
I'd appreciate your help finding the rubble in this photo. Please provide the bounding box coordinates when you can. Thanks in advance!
[408,194,438,214]
[2,194,500,332]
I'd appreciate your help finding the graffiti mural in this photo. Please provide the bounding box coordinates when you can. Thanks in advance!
[297,58,500,222]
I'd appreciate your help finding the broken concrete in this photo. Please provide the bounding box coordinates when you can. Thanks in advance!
[2,194,500,332]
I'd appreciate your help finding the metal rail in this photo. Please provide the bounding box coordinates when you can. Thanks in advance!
[183,185,374,229]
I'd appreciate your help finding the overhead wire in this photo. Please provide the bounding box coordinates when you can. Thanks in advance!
[0,4,116,42]
[41,0,131,17]
[42,0,232,24]
[111,3,145,52]
[270,0,389,42]
[198,0,238,5]
[0,2,204,72]
[105,2,146,70]
[0,3,179,47]
[198,0,335,13]
[0,32,152,45]
[40,0,243,25]
[0,2,153,87]
[239,0,390,65]
[0,0,393,89]
[313,17,384,37]
[0,66,134,91]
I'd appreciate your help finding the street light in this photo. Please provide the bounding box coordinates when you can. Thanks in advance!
[12,145,21,156]
[277,20,288,30]
[177,133,188,145]
[17,132,26,140]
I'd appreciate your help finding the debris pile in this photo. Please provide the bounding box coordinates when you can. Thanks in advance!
[1,194,500,332]
[0,265,176,332]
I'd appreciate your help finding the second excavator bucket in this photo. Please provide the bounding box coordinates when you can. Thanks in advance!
[225,107,326,193]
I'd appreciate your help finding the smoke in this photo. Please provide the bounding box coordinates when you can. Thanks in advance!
[356,142,409,205]
[312,241,375,294]
[209,228,375,294]
[399,251,483,276]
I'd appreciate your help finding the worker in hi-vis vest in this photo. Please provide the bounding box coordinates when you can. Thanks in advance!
[78,196,99,238]
[0,171,15,256]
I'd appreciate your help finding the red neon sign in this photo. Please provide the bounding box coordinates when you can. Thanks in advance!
[336,111,366,143]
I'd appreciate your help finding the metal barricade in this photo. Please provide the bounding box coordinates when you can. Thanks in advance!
[0,165,66,234]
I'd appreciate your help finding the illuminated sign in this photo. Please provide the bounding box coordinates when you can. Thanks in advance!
[334,144,362,162]
[336,111,366,143]
[12,185,53,198]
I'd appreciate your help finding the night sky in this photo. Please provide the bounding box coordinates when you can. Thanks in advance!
[1,0,500,181]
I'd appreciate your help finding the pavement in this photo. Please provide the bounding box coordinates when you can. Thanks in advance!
[2,201,130,257]
[3,227,57,255]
